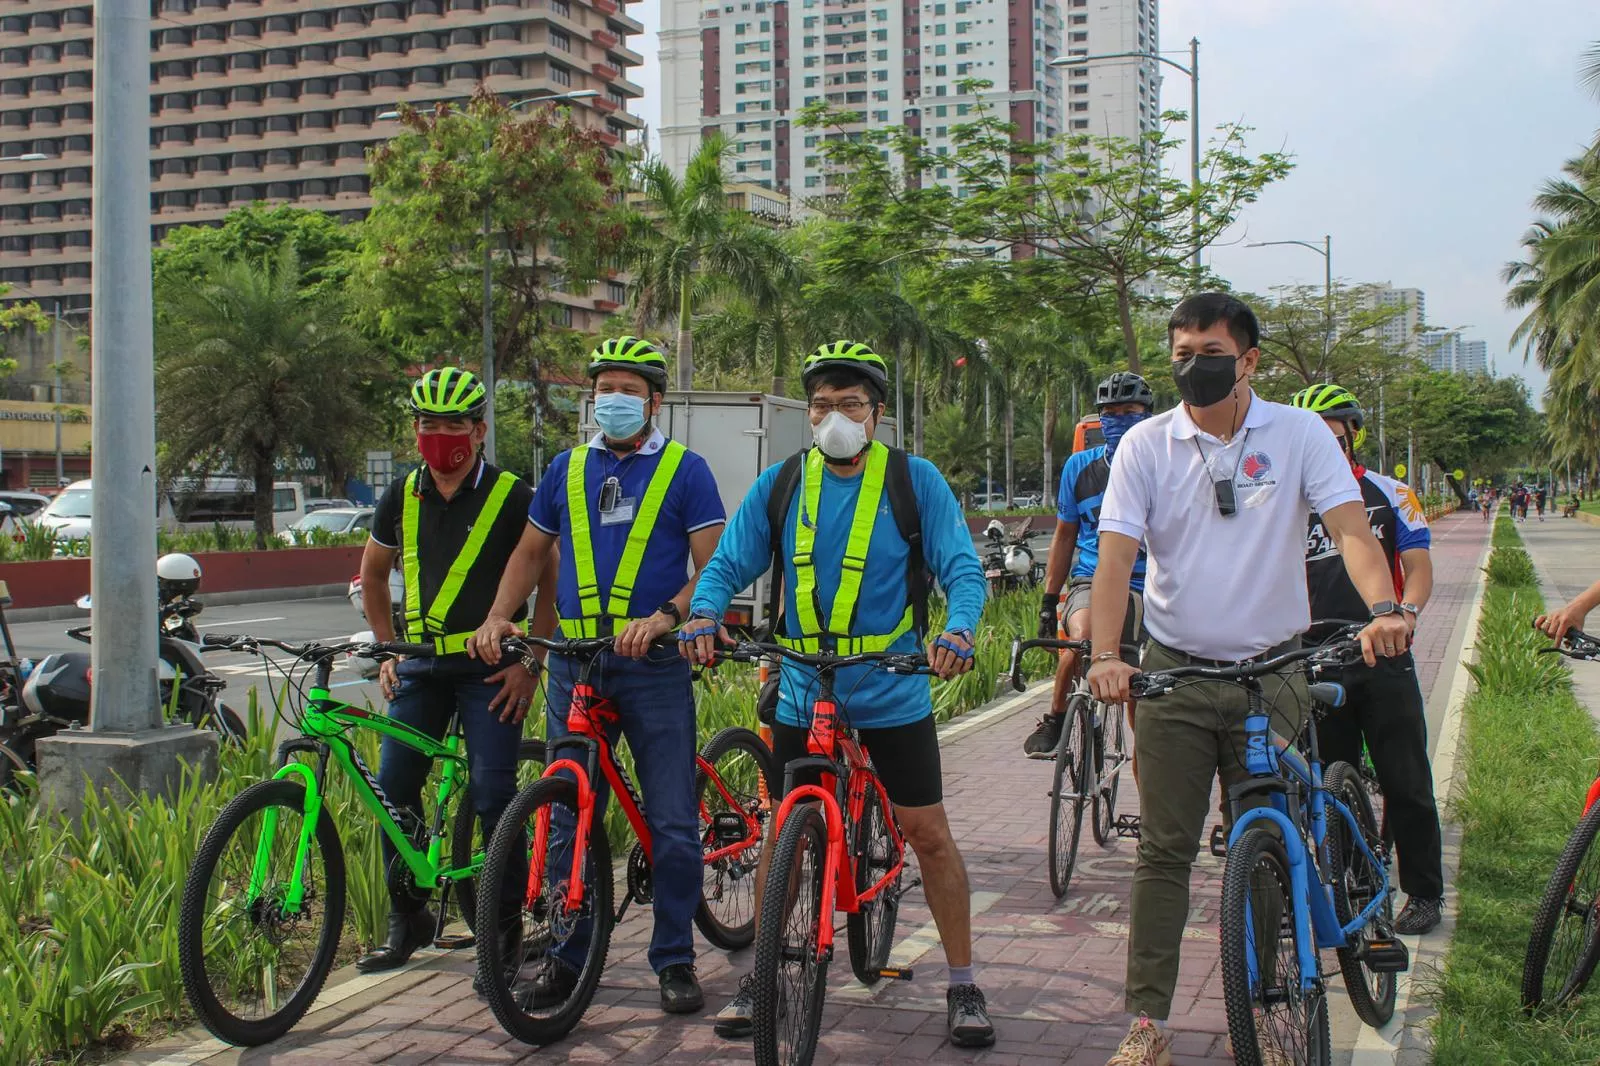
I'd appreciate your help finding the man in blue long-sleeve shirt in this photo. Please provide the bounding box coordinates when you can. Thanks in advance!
[682,341,995,1049]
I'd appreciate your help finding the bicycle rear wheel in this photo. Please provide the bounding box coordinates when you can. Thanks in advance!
[1091,701,1125,847]
[177,779,346,1047]
[1048,694,1092,898]
[695,726,777,950]
[477,774,613,1046]
[847,778,903,984]
[1324,760,1398,1027]
[450,738,546,937]
[753,803,830,1066]
[1522,799,1600,1011]
[1219,826,1331,1066]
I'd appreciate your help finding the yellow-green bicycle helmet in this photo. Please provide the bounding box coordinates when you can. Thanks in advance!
[410,366,487,418]
[802,340,889,395]
[588,336,669,391]
[1290,382,1366,450]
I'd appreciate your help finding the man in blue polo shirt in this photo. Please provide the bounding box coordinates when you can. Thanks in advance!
[471,337,725,1014]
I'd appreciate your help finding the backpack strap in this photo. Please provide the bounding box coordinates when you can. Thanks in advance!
[883,446,929,640]
[764,451,807,639]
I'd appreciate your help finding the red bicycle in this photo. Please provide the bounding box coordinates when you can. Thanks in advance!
[474,635,777,1046]
[721,640,926,1066]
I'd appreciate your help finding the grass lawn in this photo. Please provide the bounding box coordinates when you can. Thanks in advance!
[1428,518,1600,1063]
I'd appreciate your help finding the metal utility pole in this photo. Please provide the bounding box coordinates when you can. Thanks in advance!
[984,375,993,502]
[51,302,63,484]
[1246,234,1334,370]
[481,199,497,463]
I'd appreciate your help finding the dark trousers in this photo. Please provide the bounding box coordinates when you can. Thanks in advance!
[1316,652,1444,899]
[544,646,700,973]
[377,654,526,912]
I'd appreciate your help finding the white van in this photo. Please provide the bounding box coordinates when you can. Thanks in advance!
[38,478,308,540]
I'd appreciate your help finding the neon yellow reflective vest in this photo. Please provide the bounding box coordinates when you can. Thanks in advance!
[401,466,519,655]
[781,441,915,654]
[563,440,687,638]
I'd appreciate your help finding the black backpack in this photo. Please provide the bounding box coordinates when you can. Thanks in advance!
[763,446,929,643]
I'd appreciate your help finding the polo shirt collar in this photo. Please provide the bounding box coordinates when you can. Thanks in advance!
[1170,389,1272,441]
[587,426,667,456]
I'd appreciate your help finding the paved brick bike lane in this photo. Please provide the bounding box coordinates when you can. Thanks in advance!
[129,511,1489,1066]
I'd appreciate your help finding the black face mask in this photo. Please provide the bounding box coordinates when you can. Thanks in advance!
[1173,354,1239,409]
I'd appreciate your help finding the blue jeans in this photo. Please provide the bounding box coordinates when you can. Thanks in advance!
[545,645,699,973]
[377,654,525,913]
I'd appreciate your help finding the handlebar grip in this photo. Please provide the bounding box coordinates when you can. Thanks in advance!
[201,633,232,647]
[384,641,437,657]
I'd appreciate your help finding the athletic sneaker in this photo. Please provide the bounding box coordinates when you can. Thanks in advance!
[1395,896,1443,935]
[1022,713,1065,758]
[1106,1015,1171,1066]
[946,984,996,1048]
[714,974,756,1038]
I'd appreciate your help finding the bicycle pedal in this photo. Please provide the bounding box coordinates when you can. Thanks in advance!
[433,933,475,950]
[877,967,914,981]
[1362,937,1410,973]
[1114,814,1142,840]
[905,876,923,892]
[1208,824,1229,858]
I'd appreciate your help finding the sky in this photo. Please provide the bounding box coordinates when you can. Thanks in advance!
[627,0,1599,403]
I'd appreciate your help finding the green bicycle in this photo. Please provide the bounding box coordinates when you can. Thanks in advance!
[177,634,542,1047]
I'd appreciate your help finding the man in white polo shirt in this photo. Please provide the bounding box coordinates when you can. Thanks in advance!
[1085,293,1412,1066]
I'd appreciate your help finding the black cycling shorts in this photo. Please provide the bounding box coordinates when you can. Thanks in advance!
[768,714,943,809]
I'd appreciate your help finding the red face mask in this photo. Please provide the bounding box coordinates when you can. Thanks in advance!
[416,431,474,474]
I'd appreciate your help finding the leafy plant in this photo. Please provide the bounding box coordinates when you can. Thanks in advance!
[1484,546,1537,588]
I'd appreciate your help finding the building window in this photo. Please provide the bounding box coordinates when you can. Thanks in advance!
[338,40,369,58]
[265,49,296,67]
[300,11,332,30]
[336,7,369,26]
[550,29,571,51]
[411,33,442,51]
[551,63,572,86]
[265,15,295,33]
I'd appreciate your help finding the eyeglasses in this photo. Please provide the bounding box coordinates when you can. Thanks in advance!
[598,475,621,514]
[808,399,873,417]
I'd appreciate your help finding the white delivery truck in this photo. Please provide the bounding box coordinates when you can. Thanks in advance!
[580,390,900,629]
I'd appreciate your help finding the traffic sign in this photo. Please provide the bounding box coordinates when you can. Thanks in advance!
[1393,462,1407,479]
[1452,468,1465,481]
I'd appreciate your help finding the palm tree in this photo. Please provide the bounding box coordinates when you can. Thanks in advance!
[628,135,796,390]
[156,245,387,547]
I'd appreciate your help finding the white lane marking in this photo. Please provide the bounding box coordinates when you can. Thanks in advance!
[833,891,1006,1001]
[1346,532,1490,1065]
[194,616,286,629]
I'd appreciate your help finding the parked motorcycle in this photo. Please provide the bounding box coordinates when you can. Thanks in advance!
[348,566,406,636]
[981,519,1044,594]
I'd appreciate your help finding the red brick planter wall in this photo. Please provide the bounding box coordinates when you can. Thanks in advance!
[0,546,363,609]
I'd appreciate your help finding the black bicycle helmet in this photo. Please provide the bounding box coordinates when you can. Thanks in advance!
[1095,371,1155,410]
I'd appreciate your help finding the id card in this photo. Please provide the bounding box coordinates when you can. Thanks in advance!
[600,498,637,525]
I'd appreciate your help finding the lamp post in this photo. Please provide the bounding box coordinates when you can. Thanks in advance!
[379,89,600,468]
[1246,234,1333,366]
[1053,38,1201,276]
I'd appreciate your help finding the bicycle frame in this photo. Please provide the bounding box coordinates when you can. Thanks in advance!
[1226,681,1393,996]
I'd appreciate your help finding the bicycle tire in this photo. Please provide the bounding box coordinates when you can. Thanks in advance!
[450,738,546,937]
[1324,760,1398,1027]
[1091,701,1124,847]
[753,803,830,1066]
[1219,826,1331,1066]
[477,774,613,1046]
[695,726,777,951]
[177,778,346,1047]
[847,777,902,984]
[0,741,24,791]
[1522,798,1600,1011]
[1048,694,1092,898]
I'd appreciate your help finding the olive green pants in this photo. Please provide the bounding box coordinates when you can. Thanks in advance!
[1124,639,1308,1019]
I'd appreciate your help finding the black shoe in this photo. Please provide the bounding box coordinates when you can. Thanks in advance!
[516,958,580,1011]
[946,984,996,1048]
[472,918,523,998]
[1394,896,1443,935]
[356,908,436,974]
[659,962,705,1014]
[714,973,755,1038]
[1022,713,1065,759]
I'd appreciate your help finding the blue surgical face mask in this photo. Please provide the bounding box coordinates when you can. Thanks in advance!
[1099,411,1149,456]
[594,392,648,441]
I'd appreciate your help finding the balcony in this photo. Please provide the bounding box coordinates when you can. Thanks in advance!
[592,96,619,113]
[592,62,620,81]
[593,29,618,48]
[592,297,620,312]
[593,0,617,13]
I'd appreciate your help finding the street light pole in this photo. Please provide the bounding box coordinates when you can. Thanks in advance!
[1246,235,1335,370]
[52,302,62,484]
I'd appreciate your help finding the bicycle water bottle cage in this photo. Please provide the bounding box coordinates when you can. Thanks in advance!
[1307,682,1346,709]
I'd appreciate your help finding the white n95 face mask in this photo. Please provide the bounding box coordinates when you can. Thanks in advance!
[813,410,869,460]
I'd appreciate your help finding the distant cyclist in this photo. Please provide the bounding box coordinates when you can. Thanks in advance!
[1023,371,1154,760]
[1292,383,1446,934]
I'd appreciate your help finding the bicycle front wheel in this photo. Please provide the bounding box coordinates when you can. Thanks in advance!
[1522,799,1600,1011]
[450,738,547,937]
[1324,760,1398,1027]
[753,803,831,1066]
[695,726,778,950]
[177,779,346,1047]
[1219,826,1331,1066]
[847,778,903,984]
[1048,695,1092,898]
[1091,701,1125,847]
[477,774,613,1046]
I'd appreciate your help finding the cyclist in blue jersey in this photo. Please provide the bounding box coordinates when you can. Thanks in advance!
[1022,372,1155,758]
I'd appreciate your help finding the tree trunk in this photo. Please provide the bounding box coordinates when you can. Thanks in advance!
[251,450,276,550]
[674,282,694,391]
[1115,277,1142,373]
[770,323,787,397]
[1003,376,1015,505]
[1042,375,1056,503]
[913,347,924,457]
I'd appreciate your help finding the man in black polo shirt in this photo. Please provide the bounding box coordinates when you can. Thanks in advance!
[355,367,554,973]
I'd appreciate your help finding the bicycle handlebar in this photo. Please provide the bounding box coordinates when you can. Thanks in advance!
[1005,636,1091,693]
[1539,627,1600,661]
[200,633,437,661]
[716,639,931,675]
[1130,635,1366,700]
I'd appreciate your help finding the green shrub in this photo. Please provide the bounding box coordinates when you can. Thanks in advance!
[1484,546,1537,588]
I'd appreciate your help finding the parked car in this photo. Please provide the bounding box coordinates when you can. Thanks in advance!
[38,478,309,541]
[0,491,51,519]
[1011,493,1043,509]
[280,506,374,544]
[305,497,355,512]
[974,493,1010,512]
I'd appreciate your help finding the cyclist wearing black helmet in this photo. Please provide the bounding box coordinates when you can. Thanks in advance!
[357,366,553,975]
[1022,371,1155,758]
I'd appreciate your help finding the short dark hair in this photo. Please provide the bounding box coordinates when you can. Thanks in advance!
[1167,292,1260,354]
[805,366,885,407]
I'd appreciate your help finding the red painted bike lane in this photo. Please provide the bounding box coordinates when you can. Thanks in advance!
[129,511,1489,1066]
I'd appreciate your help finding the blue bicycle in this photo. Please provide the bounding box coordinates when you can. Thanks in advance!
[1131,632,1409,1066]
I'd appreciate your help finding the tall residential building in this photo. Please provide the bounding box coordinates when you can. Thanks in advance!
[0,0,645,327]
[659,0,1157,199]
[1420,330,1489,375]
[1365,285,1425,357]
[1459,338,1487,376]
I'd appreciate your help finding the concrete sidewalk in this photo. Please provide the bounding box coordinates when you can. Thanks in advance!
[1518,513,1600,717]
[125,514,1491,1066]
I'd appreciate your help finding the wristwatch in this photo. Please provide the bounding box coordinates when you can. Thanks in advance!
[1401,602,1421,618]
[1368,600,1402,619]
[658,601,683,626]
